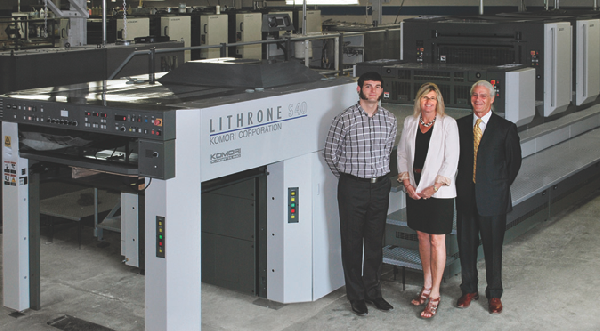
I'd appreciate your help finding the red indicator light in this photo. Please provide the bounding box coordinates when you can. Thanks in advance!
[159,242,162,246]
[291,209,296,213]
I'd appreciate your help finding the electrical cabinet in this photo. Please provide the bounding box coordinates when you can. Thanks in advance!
[199,14,228,59]
[161,16,192,62]
[116,17,149,41]
[575,19,600,105]
[235,13,262,59]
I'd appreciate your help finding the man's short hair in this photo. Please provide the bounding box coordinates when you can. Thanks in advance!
[470,80,495,97]
[358,72,383,88]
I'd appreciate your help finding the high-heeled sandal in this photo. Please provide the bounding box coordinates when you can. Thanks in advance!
[411,287,431,306]
[421,297,440,319]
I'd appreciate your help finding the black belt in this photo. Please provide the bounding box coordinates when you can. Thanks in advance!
[341,173,387,184]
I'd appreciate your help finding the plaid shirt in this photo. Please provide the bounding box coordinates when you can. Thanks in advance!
[324,102,397,178]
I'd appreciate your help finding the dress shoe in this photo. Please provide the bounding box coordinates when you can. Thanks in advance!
[456,292,479,308]
[350,300,368,315]
[488,298,502,314]
[364,297,394,311]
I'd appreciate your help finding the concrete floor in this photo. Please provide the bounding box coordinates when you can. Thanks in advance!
[2,187,600,331]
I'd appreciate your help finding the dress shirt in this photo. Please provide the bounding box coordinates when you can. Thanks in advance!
[324,102,397,178]
[473,110,493,134]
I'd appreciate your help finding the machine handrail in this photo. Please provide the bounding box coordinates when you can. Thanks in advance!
[108,27,402,81]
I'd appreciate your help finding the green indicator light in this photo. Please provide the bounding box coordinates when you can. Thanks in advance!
[291,203,295,207]
[159,235,163,239]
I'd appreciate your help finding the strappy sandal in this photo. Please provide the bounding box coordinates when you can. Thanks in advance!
[411,287,431,306]
[421,297,440,319]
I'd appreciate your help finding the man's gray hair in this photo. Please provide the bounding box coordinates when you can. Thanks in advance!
[470,80,495,97]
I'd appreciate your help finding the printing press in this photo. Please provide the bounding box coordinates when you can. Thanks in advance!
[2,59,356,330]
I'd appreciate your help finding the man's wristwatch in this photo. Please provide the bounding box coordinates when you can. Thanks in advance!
[433,185,438,192]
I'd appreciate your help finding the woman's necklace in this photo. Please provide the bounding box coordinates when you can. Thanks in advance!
[420,115,436,127]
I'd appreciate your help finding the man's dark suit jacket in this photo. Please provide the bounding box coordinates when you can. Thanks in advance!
[456,112,522,217]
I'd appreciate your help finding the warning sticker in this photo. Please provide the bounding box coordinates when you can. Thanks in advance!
[4,161,17,186]
[4,136,11,147]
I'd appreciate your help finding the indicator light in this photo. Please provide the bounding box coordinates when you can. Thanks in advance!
[156,216,166,258]
[288,187,299,223]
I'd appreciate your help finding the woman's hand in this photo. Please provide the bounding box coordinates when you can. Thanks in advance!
[417,185,436,200]
[405,184,421,200]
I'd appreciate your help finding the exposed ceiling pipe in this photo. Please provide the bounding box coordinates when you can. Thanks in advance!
[545,0,549,10]
[479,0,484,15]
[555,0,560,9]
[594,0,598,10]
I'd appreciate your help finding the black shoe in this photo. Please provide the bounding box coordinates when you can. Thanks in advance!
[350,300,368,315]
[364,297,393,311]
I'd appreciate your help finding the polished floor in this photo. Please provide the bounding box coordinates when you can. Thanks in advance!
[1,185,600,331]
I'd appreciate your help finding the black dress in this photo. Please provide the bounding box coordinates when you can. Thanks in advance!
[406,124,454,235]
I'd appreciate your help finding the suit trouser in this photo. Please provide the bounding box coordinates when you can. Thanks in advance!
[337,173,390,301]
[457,187,506,299]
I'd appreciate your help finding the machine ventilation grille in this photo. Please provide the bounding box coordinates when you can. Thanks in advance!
[414,70,451,81]
[439,45,516,65]
[453,85,471,106]
[454,72,465,82]
[391,81,411,102]
[0,97,3,120]
[397,69,411,80]
[437,84,451,103]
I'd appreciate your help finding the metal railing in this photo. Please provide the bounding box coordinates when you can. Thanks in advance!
[109,27,402,83]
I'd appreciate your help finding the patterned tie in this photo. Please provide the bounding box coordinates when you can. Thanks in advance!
[473,118,483,183]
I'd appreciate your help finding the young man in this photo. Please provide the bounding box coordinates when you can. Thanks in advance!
[324,72,397,315]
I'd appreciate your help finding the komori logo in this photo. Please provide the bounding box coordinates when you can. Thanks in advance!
[210,148,241,164]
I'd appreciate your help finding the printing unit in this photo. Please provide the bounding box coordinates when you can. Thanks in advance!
[402,16,572,117]
[2,60,355,330]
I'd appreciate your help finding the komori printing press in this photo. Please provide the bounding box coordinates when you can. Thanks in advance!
[1,60,356,330]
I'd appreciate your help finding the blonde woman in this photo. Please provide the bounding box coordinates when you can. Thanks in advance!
[397,82,459,318]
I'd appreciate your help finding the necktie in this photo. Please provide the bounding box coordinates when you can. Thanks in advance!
[473,118,483,183]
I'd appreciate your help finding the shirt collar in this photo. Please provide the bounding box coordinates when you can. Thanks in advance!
[473,109,492,126]
[357,101,382,117]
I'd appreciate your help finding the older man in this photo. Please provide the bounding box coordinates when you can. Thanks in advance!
[455,80,522,314]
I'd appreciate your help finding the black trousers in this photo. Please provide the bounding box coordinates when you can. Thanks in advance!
[457,190,506,299]
[337,173,390,301]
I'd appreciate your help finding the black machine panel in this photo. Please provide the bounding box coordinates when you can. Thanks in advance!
[356,62,527,114]
[402,16,550,100]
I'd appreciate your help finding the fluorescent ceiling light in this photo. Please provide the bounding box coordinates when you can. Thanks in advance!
[286,0,358,5]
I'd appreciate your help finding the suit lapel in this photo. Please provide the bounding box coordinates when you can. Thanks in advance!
[478,112,498,149]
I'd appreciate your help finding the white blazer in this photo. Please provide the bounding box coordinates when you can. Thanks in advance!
[397,114,460,199]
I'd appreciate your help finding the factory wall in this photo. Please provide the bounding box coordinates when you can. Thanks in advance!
[5,0,600,27]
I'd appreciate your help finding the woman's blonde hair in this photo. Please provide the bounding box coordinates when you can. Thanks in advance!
[413,82,446,118]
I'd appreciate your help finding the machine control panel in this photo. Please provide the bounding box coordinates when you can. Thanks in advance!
[1,97,175,141]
